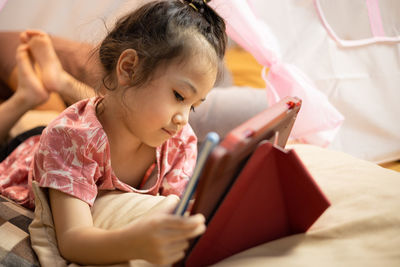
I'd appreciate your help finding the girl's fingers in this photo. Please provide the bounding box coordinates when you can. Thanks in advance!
[156,241,188,265]
[164,250,186,265]
[159,226,205,264]
[185,221,206,239]
[158,213,205,231]
[173,213,205,228]
[158,216,206,241]
[166,239,190,253]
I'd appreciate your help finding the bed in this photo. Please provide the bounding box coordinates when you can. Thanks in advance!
[1,141,399,267]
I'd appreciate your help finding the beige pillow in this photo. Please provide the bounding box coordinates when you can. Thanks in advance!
[29,182,178,267]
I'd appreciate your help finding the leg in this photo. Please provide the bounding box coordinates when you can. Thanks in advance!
[20,30,65,93]
[0,31,99,108]
[0,32,20,101]
[22,30,97,105]
[0,31,65,111]
[0,44,50,142]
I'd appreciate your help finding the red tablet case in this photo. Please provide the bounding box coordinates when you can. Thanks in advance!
[191,97,303,226]
[185,141,330,266]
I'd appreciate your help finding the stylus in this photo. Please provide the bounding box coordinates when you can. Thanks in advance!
[174,132,220,216]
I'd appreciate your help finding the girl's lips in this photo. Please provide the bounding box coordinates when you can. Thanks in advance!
[162,128,176,136]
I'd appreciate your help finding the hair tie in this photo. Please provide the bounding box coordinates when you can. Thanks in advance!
[189,2,198,11]
[188,0,209,12]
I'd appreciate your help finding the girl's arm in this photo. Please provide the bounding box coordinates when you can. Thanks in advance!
[49,188,205,265]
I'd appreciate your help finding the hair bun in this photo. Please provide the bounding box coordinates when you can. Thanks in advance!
[185,0,208,13]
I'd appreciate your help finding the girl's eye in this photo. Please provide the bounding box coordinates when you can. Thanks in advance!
[174,90,184,102]
[174,90,195,112]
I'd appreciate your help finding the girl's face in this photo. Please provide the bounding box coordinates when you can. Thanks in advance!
[105,54,217,148]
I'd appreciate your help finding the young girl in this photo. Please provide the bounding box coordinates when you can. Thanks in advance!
[0,0,227,265]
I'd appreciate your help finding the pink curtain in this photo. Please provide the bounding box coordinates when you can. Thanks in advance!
[210,0,344,146]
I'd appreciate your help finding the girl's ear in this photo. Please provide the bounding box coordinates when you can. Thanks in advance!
[116,49,139,86]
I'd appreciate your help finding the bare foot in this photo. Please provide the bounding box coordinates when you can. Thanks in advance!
[14,44,49,108]
[20,30,64,93]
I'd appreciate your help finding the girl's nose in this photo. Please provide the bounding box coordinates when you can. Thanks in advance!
[173,109,190,126]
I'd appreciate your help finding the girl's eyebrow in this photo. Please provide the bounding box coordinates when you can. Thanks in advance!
[181,79,198,94]
[179,79,206,101]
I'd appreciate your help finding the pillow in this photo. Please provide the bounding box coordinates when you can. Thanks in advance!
[29,182,66,267]
[29,182,178,267]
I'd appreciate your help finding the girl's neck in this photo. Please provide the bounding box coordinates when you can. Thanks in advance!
[95,97,156,187]
[96,97,143,154]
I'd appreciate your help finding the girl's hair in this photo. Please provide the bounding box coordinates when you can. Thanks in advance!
[98,0,227,91]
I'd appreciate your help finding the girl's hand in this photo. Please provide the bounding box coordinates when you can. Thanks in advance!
[128,213,206,265]
[124,195,206,265]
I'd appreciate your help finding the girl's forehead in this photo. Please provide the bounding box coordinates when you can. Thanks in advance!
[146,57,217,95]
[156,50,217,76]
[171,57,217,83]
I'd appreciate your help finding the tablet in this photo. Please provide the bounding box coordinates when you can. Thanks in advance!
[190,96,302,223]
[174,132,220,216]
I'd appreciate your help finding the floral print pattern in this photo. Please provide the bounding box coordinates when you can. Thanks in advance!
[0,97,197,209]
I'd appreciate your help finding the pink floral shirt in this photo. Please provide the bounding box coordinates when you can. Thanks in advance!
[0,97,197,208]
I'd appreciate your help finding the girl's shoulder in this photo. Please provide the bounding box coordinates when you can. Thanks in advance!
[47,97,101,130]
[42,97,107,146]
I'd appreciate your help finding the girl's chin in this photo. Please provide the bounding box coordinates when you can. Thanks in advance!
[142,136,169,148]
